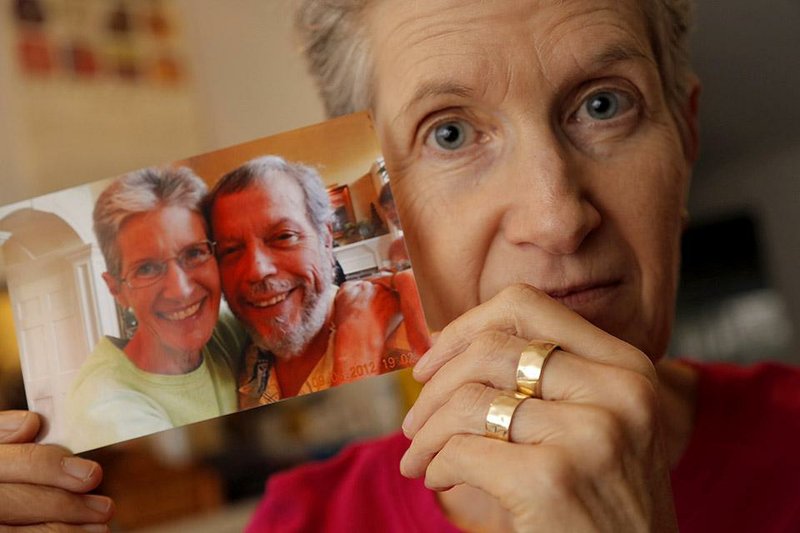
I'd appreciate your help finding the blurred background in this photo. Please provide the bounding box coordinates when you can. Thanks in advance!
[1,0,799,530]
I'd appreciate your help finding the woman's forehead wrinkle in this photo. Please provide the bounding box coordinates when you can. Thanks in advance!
[533,7,649,78]
[374,0,656,132]
[372,1,519,105]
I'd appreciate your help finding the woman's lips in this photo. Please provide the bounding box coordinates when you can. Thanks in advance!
[545,280,623,309]
[158,298,205,321]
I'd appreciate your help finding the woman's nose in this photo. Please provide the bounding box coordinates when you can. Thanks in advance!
[501,138,601,255]
[160,261,195,299]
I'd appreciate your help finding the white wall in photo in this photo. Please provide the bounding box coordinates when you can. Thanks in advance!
[0,186,117,442]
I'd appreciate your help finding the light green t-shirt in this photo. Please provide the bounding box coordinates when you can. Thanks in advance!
[65,313,247,453]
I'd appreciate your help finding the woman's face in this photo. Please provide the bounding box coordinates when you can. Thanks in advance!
[367,0,698,358]
[108,206,221,355]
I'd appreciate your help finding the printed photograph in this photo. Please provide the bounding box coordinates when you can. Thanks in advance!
[0,112,429,453]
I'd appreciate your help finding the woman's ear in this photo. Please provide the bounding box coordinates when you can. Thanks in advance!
[102,272,128,307]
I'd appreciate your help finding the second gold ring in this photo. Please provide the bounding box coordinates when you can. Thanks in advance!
[485,391,528,441]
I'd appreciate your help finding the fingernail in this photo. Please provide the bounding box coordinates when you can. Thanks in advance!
[62,456,98,482]
[401,409,414,435]
[399,452,411,478]
[0,411,28,435]
[430,331,441,343]
[413,353,430,377]
[83,495,112,514]
[81,524,109,532]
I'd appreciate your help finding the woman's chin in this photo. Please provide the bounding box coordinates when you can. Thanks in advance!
[160,334,210,356]
[152,317,216,355]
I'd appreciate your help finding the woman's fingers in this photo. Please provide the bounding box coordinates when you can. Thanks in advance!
[405,336,657,443]
[424,434,654,532]
[0,483,113,526]
[0,411,41,444]
[403,332,527,436]
[413,284,654,383]
[401,382,634,478]
[1,410,105,494]
[423,435,598,530]
[0,411,112,528]
[0,443,103,493]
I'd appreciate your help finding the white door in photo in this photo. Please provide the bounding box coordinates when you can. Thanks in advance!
[9,256,89,443]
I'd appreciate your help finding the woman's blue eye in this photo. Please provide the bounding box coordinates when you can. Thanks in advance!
[135,262,162,278]
[585,92,620,120]
[433,121,467,150]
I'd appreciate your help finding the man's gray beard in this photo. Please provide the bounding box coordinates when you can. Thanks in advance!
[247,257,335,360]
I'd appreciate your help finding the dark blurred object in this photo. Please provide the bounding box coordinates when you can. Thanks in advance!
[108,1,133,34]
[679,213,765,304]
[671,212,794,362]
[0,367,27,410]
[333,260,346,286]
[370,202,389,235]
[14,0,46,24]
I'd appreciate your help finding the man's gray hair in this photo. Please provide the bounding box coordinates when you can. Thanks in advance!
[202,155,333,239]
[295,0,695,121]
[93,167,208,278]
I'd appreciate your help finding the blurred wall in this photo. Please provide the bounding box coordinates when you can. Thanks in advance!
[0,0,327,206]
[176,0,327,149]
[686,1,800,362]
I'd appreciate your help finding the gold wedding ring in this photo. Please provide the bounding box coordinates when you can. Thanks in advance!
[516,340,559,398]
[485,391,528,441]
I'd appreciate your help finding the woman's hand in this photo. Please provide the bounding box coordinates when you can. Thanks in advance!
[400,284,676,532]
[0,410,114,531]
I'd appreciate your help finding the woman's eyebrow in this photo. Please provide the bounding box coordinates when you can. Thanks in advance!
[390,43,651,126]
[583,42,653,71]
[394,80,475,125]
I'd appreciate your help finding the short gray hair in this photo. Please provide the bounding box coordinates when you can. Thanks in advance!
[202,155,333,239]
[93,167,208,278]
[295,0,695,120]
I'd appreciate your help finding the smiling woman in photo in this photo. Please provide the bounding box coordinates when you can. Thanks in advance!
[65,167,243,452]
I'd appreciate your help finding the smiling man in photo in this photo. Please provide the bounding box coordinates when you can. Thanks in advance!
[204,155,429,405]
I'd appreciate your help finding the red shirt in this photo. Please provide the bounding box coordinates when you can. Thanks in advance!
[247,362,800,532]
[671,362,800,532]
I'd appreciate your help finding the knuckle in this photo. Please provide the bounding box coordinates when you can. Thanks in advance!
[10,442,48,470]
[472,331,510,363]
[536,448,577,497]
[581,409,626,471]
[624,347,658,383]
[616,371,659,432]
[503,283,543,302]
[0,484,83,526]
[489,284,543,334]
[442,433,471,464]
[424,434,468,489]
[449,383,489,416]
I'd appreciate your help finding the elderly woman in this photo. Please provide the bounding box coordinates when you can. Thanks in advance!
[65,167,243,452]
[2,0,800,531]
[244,1,800,532]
